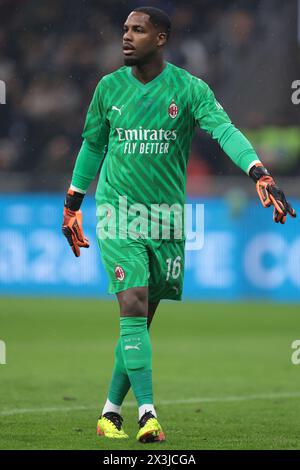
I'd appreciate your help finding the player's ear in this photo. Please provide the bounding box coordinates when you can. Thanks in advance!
[157,32,167,47]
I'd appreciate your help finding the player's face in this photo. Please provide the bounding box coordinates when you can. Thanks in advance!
[123,12,166,66]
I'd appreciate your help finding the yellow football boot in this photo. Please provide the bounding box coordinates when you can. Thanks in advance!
[97,412,129,439]
[136,411,165,443]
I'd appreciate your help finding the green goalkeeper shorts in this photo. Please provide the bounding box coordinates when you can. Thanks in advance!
[97,235,185,302]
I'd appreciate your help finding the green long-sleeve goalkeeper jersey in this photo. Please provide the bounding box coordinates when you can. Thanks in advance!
[71,62,260,210]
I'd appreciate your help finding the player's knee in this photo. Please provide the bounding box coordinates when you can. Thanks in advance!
[118,289,147,317]
[120,297,147,316]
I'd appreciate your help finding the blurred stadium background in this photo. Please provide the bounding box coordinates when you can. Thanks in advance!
[0,0,300,450]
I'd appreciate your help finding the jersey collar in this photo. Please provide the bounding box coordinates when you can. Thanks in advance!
[126,62,169,90]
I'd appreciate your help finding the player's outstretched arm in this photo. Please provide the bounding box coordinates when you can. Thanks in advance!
[249,163,296,224]
[191,78,296,224]
[62,188,89,257]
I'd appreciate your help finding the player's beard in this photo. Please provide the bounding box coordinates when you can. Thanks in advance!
[124,50,155,67]
[124,56,141,66]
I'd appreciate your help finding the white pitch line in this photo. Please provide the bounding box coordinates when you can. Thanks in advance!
[0,405,92,417]
[1,391,300,417]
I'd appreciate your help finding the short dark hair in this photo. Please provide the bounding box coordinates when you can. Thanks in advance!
[133,6,171,40]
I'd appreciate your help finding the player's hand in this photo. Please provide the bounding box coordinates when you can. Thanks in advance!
[62,208,89,257]
[62,188,89,257]
[250,164,296,224]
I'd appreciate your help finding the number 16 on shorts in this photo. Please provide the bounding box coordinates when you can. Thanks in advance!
[166,256,181,280]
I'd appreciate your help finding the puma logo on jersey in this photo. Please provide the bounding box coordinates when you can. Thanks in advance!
[124,342,142,351]
[112,105,124,115]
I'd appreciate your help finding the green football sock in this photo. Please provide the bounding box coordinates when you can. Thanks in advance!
[120,316,153,406]
[107,338,131,406]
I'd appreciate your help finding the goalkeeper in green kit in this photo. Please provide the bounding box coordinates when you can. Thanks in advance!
[62,7,296,442]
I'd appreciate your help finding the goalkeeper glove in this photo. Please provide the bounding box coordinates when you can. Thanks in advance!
[249,163,296,224]
[62,188,89,257]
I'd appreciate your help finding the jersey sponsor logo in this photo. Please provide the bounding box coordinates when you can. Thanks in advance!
[116,126,177,141]
[168,100,178,119]
[115,265,125,281]
[115,126,177,155]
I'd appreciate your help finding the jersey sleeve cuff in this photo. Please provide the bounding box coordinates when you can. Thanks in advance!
[246,160,261,175]
[70,184,86,194]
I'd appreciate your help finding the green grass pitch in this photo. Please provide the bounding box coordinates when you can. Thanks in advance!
[0,297,299,450]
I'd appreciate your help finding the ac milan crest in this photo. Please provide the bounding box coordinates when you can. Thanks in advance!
[115,266,125,281]
[168,100,178,119]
